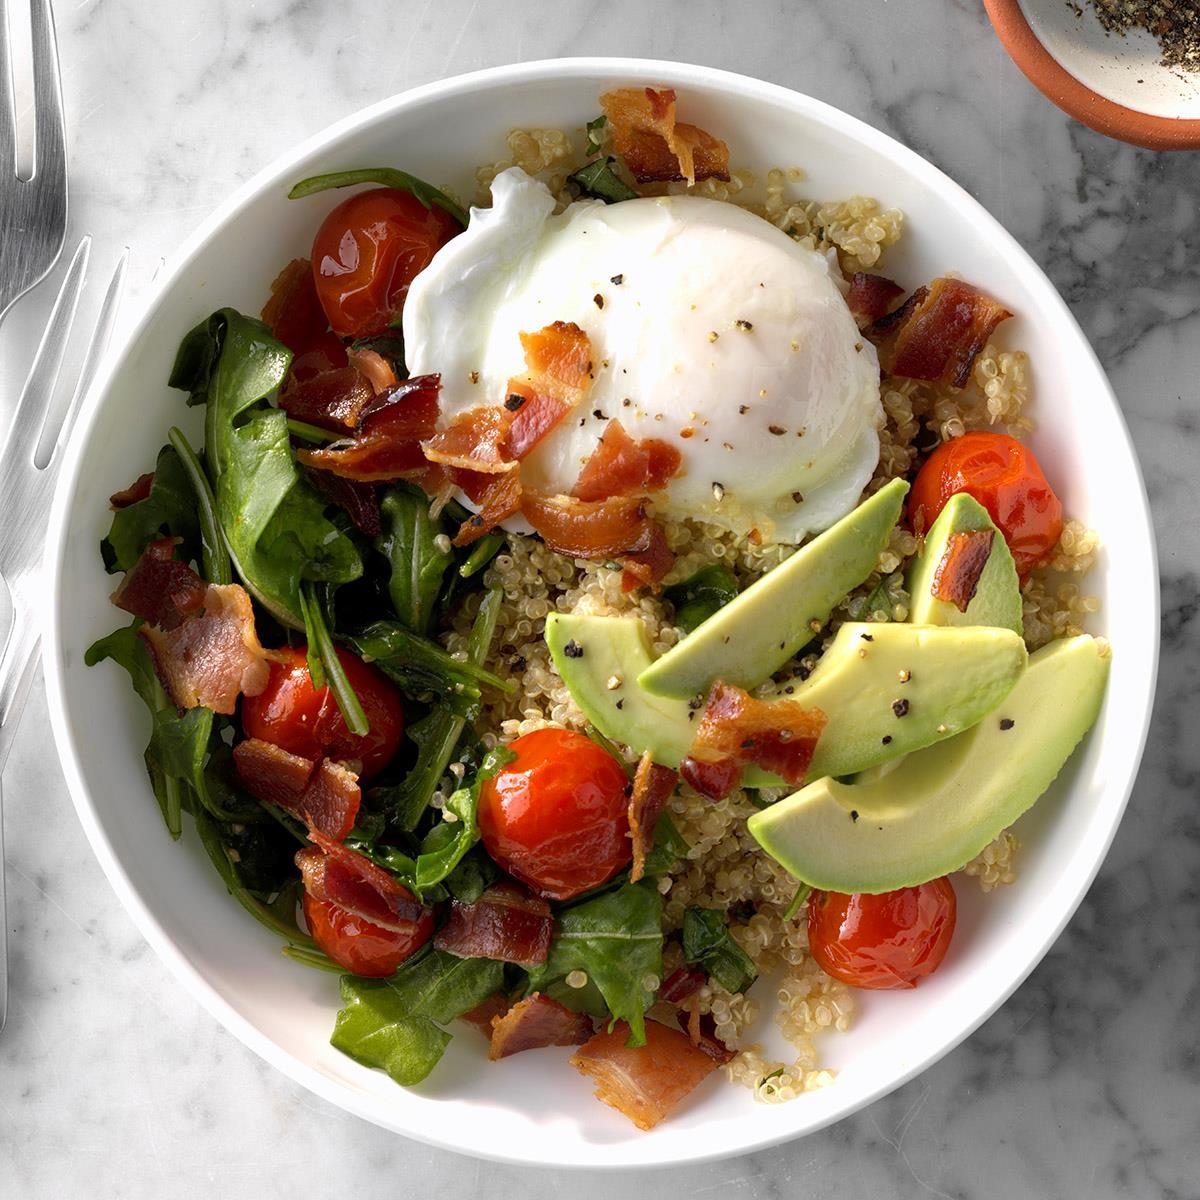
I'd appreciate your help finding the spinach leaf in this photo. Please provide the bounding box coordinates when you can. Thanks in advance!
[526,883,663,1046]
[170,309,363,629]
[289,167,468,228]
[375,587,503,830]
[375,486,454,635]
[100,443,199,573]
[664,564,739,634]
[681,907,758,995]
[568,157,639,204]
[331,951,503,1086]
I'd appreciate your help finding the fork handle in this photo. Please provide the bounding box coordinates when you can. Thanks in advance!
[0,770,7,1034]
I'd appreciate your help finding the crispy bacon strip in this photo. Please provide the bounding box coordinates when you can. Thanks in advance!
[507,321,593,459]
[422,405,515,473]
[434,881,553,966]
[659,966,706,1006]
[140,583,279,714]
[111,538,206,630]
[600,87,730,186]
[619,519,674,593]
[461,993,514,1037]
[569,1019,717,1130]
[846,272,905,325]
[674,1009,736,1065]
[299,831,429,933]
[879,278,1012,389]
[574,420,682,502]
[628,752,677,884]
[931,528,995,613]
[346,346,399,394]
[681,682,827,801]
[297,374,442,481]
[488,993,593,1061]
[281,366,375,432]
[451,471,523,548]
[305,468,382,537]
[109,471,154,510]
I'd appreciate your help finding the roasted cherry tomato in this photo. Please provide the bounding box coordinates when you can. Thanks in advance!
[807,878,957,990]
[478,728,632,901]
[909,431,1063,579]
[241,646,404,779]
[302,891,432,977]
[311,187,460,339]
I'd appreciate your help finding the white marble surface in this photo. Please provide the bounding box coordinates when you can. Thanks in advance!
[2,1,1198,1195]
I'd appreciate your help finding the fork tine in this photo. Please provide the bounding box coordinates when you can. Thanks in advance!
[4,233,88,466]
[36,245,128,466]
[0,0,14,174]
[29,0,63,184]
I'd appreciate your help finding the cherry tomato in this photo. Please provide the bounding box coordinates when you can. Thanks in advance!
[807,878,957,990]
[909,431,1063,579]
[478,728,632,901]
[302,891,432,977]
[261,258,349,385]
[241,646,404,779]
[311,187,460,339]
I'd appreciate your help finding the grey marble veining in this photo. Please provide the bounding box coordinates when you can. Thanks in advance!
[1,1,1198,1196]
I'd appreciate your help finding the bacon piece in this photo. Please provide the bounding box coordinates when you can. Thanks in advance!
[574,420,682,502]
[233,739,362,841]
[422,405,515,473]
[297,374,442,481]
[451,471,522,548]
[140,583,278,714]
[281,366,375,432]
[434,881,553,966]
[681,682,827,801]
[506,321,593,458]
[488,993,593,1061]
[461,993,514,1037]
[846,272,905,324]
[298,831,430,933]
[628,752,677,884]
[659,966,706,1005]
[346,346,399,394]
[109,471,154,510]
[880,278,1012,389]
[674,1009,736,1065]
[111,538,207,630]
[569,1019,717,1130]
[262,258,348,385]
[305,468,381,537]
[600,87,730,186]
[619,520,674,593]
[931,528,995,613]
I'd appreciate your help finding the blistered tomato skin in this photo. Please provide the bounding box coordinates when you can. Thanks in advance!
[478,728,632,901]
[909,431,1063,579]
[302,891,432,977]
[241,646,404,780]
[311,187,461,339]
[807,878,957,990]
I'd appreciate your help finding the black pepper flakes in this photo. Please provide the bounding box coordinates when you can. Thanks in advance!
[881,734,893,745]
[616,698,625,710]
[505,393,526,412]
[735,319,754,331]
[860,633,874,642]
[850,810,859,823]
[593,293,605,309]
[739,404,750,415]
[768,425,787,436]
[563,640,584,659]
[792,491,804,503]
[593,409,605,420]
[1000,718,1015,731]
[891,699,910,718]
[610,273,624,285]
[741,738,756,750]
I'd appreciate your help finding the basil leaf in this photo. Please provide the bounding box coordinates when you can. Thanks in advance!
[100,443,199,573]
[331,951,503,1086]
[681,907,758,995]
[568,157,638,204]
[527,883,663,1047]
[664,564,739,634]
[375,486,454,636]
[289,167,468,228]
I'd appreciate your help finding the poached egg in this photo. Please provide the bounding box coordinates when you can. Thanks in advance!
[403,168,882,542]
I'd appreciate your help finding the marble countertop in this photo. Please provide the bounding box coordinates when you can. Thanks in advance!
[2,1,1197,1195]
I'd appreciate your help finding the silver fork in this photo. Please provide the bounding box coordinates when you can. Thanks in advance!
[0,237,128,1034]
[0,0,67,321]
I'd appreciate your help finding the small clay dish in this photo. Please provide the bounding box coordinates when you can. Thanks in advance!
[985,0,1200,149]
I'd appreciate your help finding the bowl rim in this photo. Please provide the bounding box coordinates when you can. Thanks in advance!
[985,0,1200,150]
[43,55,1160,1167]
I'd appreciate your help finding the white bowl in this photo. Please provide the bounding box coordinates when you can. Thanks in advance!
[45,58,1158,1169]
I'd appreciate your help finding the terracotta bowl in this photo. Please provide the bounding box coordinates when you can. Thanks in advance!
[986,0,1200,149]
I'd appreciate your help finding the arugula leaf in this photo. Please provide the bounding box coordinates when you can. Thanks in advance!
[167,426,231,585]
[681,907,758,995]
[300,583,368,735]
[526,883,663,1046]
[568,157,638,204]
[375,486,454,635]
[664,564,739,634]
[783,883,811,922]
[331,951,503,1086]
[456,530,505,579]
[100,443,199,573]
[442,846,499,904]
[169,310,363,628]
[584,114,607,157]
[640,813,689,877]
[289,167,468,228]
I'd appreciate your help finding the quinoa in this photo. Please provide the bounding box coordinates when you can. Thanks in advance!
[440,125,1103,1102]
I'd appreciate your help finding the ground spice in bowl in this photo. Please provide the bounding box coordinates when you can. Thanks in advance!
[1081,0,1200,71]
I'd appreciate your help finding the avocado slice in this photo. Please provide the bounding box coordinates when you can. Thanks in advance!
[546,612,1026,785]
[747,635,1110,893]
[637,479,908,700]
[907,493,1022,635]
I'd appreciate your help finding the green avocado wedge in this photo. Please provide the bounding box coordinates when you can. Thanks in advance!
[637,479,908,700]
[546,612,1027,786]
[747,635,1110,893]
[907,493,1023,635]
